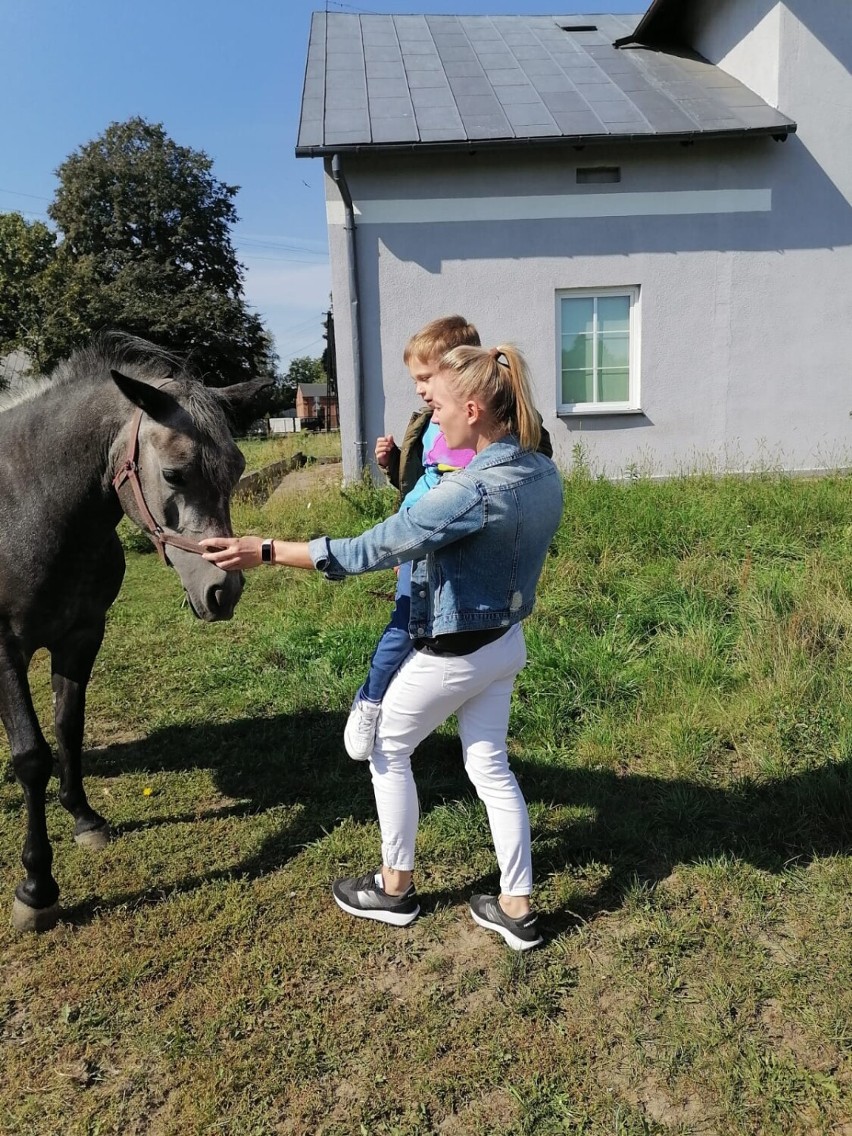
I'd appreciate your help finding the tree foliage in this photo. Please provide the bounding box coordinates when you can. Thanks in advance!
[0,117,278,385]
[0,213,56,361]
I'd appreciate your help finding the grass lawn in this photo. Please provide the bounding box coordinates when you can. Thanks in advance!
[1,465,851,1135]
[238,431,342,473]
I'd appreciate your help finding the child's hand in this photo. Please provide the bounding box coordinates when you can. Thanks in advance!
[375,434,396,468]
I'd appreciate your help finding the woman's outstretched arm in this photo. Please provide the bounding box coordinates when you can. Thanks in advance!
[200,536,315,572]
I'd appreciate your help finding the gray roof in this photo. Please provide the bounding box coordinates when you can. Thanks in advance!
[298,382,328,397]
[0,349,35,390]
[296,11,795,156]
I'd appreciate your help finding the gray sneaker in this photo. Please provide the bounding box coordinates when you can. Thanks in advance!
[332,869,420,926]
[343,695,381,761]
[469,893,543,951]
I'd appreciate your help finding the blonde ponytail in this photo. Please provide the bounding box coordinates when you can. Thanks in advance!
[440,344,541,452]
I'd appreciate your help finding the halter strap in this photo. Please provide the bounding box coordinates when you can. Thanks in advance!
[111,391,206,563]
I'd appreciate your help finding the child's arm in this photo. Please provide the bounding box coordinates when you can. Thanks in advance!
[375,434,396,469]
[376,434,402,488]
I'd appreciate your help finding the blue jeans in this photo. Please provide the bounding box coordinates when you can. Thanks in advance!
[360,562,414,703]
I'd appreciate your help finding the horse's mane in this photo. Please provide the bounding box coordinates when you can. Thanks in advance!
[0,334,236,486]
[0,334,188,411]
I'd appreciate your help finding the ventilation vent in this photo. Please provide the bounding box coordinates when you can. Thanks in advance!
[559,24,598,32]
[577,167,621,184]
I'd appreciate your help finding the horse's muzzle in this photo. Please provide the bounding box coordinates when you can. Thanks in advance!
[201,572,244,621]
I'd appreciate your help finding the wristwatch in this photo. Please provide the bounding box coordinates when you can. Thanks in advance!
[261,539,275,564]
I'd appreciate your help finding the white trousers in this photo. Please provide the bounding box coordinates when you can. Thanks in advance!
[369,623,532,896]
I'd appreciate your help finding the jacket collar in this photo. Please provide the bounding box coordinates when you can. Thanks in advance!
[467,435,522,470]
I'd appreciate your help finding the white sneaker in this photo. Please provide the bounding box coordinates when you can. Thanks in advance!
[344,696,381,760]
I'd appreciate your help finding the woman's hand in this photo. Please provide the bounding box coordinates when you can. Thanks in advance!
[200,536,316,572]
[200,535,263,572]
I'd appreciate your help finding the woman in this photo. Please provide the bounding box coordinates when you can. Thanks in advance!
[202,344,563,950]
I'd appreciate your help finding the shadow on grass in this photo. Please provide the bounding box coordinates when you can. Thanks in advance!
[39,713,852,930]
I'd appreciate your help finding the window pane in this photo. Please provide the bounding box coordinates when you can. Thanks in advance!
[597,295,630,333]
[562,369,593,403]
[562,334,593,371]
[561,297,594,337]
[599,333,629,370]
[599,368,629,402]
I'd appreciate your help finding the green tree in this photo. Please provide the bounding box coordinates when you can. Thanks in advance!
[33,117,276,383]
[0,213,56,362]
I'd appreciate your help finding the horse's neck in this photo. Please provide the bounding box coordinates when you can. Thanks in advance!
[1,380,127,532]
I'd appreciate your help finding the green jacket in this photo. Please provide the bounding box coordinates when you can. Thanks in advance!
[384,407,553,503]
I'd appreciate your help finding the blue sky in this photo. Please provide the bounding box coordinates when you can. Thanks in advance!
[0,0,643,369]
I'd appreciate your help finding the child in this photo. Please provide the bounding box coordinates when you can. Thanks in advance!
[344,315,482,760]
[345,316,553,761]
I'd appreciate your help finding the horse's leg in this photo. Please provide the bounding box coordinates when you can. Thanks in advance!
[52,620,111,850]
[0,637,60,932]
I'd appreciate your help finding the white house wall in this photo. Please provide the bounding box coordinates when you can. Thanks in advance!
[685,0,784,107]
[325,12,852,481]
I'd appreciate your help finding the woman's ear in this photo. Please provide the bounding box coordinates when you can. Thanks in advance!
[465,399,483,426]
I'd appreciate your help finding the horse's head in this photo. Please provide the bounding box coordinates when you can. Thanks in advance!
[110,368,273,621]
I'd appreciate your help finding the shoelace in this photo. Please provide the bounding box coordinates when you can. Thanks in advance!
[354,868,383,894]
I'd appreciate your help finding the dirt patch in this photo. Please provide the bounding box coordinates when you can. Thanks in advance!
[268,461,343,501]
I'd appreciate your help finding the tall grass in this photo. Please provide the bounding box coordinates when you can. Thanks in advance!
[238,431,342,473]
[1,465,850,1135]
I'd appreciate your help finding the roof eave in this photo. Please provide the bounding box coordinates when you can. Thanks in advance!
[296,121,797,160]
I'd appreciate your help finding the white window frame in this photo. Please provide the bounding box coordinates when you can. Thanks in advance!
[556,286,641,415]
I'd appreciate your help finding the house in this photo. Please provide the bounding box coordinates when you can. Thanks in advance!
[295,381,340,429]
[297,1,852,481]
[0,349,35,392]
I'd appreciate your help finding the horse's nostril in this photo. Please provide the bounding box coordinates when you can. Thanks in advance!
[205,574,242,621]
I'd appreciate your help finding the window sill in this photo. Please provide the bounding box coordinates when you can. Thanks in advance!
[557,406,645,417]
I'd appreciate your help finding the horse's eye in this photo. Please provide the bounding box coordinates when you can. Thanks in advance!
[162,469,185,487]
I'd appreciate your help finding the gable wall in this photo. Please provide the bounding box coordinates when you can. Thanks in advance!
[684,0,783,106]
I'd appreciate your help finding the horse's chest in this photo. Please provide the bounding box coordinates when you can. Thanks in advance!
[0,543,124,651]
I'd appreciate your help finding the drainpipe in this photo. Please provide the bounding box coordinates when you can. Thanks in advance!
[331,153,367,480]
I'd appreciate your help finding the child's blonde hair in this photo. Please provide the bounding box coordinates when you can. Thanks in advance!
[439,344,541,452]
[403,314,480,365]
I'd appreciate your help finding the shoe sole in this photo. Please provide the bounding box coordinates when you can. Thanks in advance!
[343,727,376,761]
[333,893,420,927]
[343,743,372,761]
[470,909,543,951]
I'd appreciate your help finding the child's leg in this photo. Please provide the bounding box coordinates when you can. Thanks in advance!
[345,564,414,761]
[360,563,414,703]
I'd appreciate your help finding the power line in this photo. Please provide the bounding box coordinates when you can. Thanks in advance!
[237,235,327,255]
[0,186,52,202]
[240,252,329,264]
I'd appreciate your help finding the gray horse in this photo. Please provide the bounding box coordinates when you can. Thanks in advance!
[0,335,269,931]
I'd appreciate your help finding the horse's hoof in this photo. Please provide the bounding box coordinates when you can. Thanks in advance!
[11,898,60,933]
[75,824,111,850]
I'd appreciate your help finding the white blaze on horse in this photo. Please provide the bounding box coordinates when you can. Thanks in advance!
[0,335,270,932]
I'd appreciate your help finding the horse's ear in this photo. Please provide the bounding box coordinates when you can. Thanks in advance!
[110,369,177,420]
[213,377,277,434]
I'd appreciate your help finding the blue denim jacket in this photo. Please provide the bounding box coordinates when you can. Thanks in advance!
[308,438,564,637]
